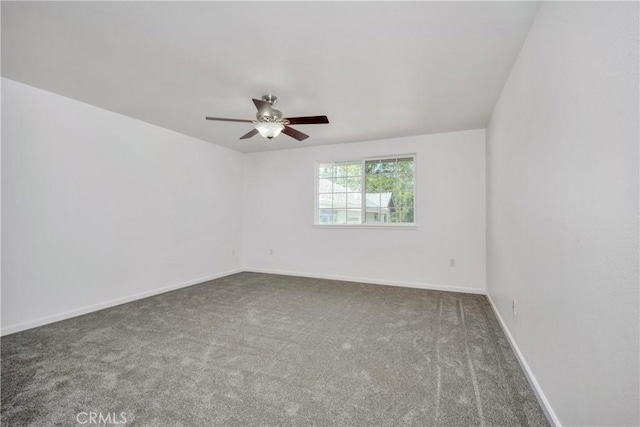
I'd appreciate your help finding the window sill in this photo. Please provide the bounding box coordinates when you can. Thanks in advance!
[313,224,418,230]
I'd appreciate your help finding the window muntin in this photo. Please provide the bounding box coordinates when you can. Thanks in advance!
[316,156,415,226]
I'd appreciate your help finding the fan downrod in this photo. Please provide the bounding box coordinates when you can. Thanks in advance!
[261,94,278,105]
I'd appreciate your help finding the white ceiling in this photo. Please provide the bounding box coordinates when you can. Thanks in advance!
[2,1,539,153]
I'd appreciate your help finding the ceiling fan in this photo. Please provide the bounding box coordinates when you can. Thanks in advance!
[205,95,329,141]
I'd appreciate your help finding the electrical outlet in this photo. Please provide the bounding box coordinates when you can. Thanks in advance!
[512,298,517,316]
[449,259,455,267]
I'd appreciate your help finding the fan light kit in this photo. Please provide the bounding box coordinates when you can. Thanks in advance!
[255,122,285,139]
[206,95,329,141]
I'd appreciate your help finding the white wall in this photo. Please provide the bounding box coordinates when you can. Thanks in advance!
[486,2,639,426]
[1,78,244,334]
[0,12,3,333]
[243,130,486,293]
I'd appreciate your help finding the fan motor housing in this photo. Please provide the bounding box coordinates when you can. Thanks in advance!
[256,109,289,125]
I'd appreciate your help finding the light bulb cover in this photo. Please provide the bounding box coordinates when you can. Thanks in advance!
[255,122,284,139]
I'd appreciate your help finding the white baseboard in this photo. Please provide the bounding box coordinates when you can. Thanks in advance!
[1,268,243,336]
[244,267,486,295]
[486,294,561,427]
[1,267,484,336]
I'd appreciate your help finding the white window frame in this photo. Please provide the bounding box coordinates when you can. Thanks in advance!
[314,154,417,229]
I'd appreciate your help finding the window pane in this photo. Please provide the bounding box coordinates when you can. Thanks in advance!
[365,193,381,208]
[345,177,361,192]
[346,163,361,177]
[319,208,351,224]
[403,208,414,223]
[396,157,413,163]
[334,161,359,176]
[318,178,333,193]
[365,174,385,193]
[334,164,348,178]
[318,208,333,224]
[318,164,334,178]
[365,156,415,224]
[332,177,347,191]
[333,209,347,224]
[391,207,414,223]
[366,169,394,192]
[366,159,396,175]
[393,184,414,208]
[331,193,348,209]
[365,207,382,223]
[345,192,361,209]
[346,209,362,224]
[318,193,333,210]
[379,160,396,174]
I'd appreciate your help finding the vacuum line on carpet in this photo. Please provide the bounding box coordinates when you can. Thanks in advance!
[434,294,443,426]
[460,298,486,427]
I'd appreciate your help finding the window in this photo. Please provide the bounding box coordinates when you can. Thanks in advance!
[316,155,415,226]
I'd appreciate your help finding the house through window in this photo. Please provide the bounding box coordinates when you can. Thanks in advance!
[316,155,415,226]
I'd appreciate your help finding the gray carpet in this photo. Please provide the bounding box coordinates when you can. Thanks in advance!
[1,272,548,426]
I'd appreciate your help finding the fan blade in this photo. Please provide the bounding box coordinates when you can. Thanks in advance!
[206,117,253,123]
[282,126,309,141]
[239,129,258,140]
[252,98,273,116]
[286,115,329,125]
